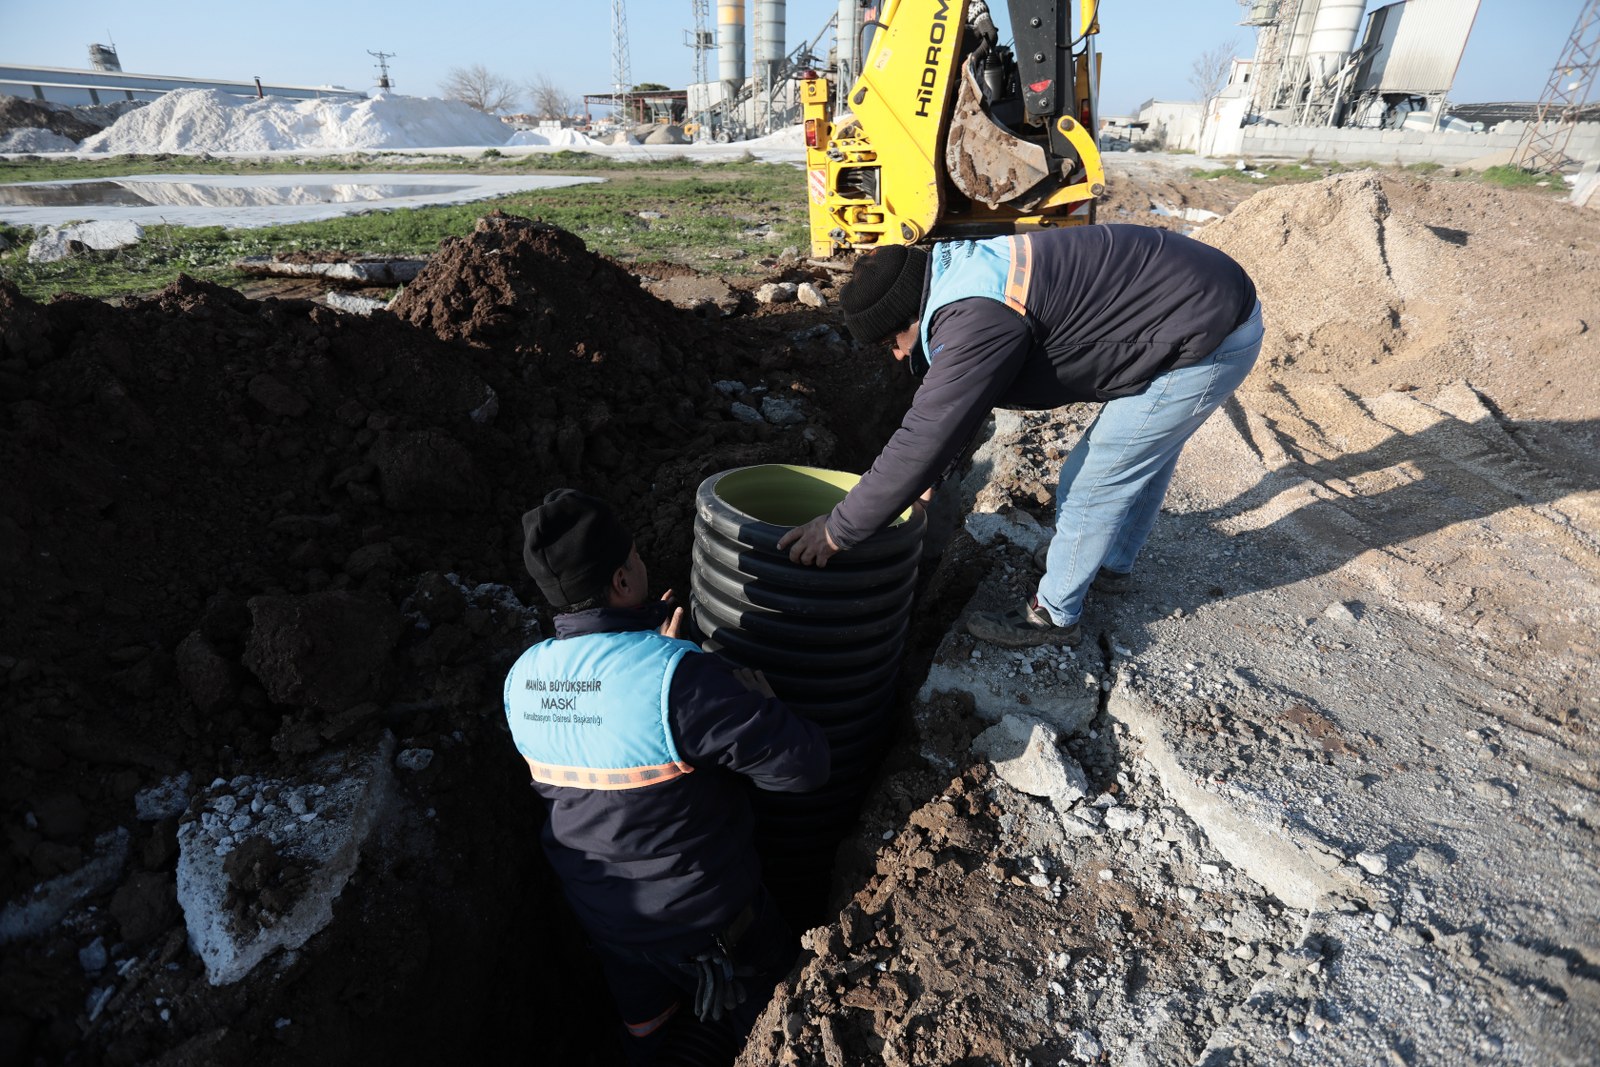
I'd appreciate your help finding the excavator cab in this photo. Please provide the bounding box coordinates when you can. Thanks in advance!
[803,0,1105,257]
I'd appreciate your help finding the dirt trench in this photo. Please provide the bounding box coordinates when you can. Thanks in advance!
[5,169,1598,1067]
[0,213,917,1065]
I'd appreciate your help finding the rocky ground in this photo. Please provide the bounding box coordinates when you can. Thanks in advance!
[1,159,1596,1066]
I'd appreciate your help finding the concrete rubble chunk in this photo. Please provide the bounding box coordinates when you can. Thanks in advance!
[176,735,396,985]
[234,256,425,285]
[323,291,389,316]
[920,610,1097,736]
[755,282,798,304]
[0,829,131,945]
[135,771,192,825]
[759,396,807,426]
[796,282,827,307]
[28,221,144,263]
[972,714,1089,805]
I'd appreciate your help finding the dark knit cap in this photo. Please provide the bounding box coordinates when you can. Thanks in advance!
[840,244,929,343]
[521,489,633,609]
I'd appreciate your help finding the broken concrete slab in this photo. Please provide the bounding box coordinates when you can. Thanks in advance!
[27,221,144,262]
[234,256,426,285]
[176,735,396,985]
[917,619,1099,737]
[323,291,389,316]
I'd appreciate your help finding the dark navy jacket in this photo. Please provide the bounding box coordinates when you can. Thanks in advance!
[828,225,1258,548]
[515,604,829,949]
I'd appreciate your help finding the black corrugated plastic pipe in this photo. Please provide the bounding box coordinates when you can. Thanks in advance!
[691,464,924,927]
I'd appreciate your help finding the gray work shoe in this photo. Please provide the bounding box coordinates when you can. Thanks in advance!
[1031,542,1133,595]
[966,598,1082,648]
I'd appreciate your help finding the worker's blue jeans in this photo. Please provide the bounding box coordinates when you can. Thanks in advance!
[1036,301,1263,627]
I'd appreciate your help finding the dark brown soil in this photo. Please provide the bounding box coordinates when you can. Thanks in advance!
[0,212,914,1065]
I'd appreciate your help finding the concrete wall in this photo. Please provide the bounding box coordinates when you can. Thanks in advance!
[1235,120,1600,166]
[1136,100,1203,151]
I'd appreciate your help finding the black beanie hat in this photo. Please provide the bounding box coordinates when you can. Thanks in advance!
[840,244,929,343]
[521,489,633,609]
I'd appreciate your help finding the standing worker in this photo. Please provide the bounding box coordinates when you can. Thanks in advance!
[504,489,830,1063]
[778,226,1261,648]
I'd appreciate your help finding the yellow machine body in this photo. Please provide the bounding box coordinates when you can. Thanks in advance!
[804,0,1106,258]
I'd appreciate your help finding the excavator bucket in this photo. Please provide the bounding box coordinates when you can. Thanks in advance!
[945,55,1052,210]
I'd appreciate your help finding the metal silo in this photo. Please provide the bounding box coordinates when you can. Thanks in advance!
[1307,0,1365,83]
[1286,0,1321,72]
[754,0,787,88]
[718,0,746,89]
[837,0,862,93]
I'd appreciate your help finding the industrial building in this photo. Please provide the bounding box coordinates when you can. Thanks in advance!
[0,44,366,107]
[1122,0,1596,167]
[1243,0,1481,130]
[682,0,855,139]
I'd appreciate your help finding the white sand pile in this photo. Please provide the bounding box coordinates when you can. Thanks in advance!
[0,127,79,152]
[505,127,600,147]
[79,89,513,154]
[740,125,805,149]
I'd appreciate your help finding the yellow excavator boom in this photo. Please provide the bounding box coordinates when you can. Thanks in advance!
[803,0,1105,258]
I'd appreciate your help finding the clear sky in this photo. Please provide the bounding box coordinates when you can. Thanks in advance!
[0,0,1583,116]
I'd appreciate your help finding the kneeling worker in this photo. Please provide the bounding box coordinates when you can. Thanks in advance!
[504,489,830,1062]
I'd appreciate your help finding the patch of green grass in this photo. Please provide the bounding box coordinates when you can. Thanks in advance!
[0,163,809,299]
[1405,161,1444,175]
[1480,164,1563,192]
[1187,162,1331,184]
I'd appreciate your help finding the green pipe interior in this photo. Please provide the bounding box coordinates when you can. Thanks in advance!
[714,464,912,527]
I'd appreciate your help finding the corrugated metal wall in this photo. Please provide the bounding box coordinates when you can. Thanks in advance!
[1358,0,1481,96]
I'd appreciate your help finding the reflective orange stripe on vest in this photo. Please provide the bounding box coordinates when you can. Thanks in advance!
[525,756,694,790]
[1004,233,1034,314]
[626,1002,680,1038]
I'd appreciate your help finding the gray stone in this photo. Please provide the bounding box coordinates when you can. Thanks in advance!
[730,402,765,424]
[759,396,807,426]
[396,748,434,772]
[797,282,827,307]
[972,715,1089,805]
[755,282,798,304]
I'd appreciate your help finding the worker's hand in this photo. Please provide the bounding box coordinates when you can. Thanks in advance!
[658,588,685,639]
[777,515,841,568]
[912,486,935,514]
[730,667,776,699]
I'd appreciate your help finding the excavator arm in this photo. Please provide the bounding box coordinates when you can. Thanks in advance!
[803,0,1104,258]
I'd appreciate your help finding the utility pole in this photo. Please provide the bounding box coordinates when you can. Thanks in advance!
[612,0,633,129]
[367,50,395,92]
[1515,0,1600,173]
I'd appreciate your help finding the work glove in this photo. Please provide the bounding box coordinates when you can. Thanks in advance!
[687,944,748,1023]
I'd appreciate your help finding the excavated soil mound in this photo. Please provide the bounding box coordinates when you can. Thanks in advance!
[0,97,100,144]
[1198,173,1600,426]
[0,215,911,1064]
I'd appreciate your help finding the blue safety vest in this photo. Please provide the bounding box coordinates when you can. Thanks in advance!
[919,233,1036,367]
[503,630,701,790]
